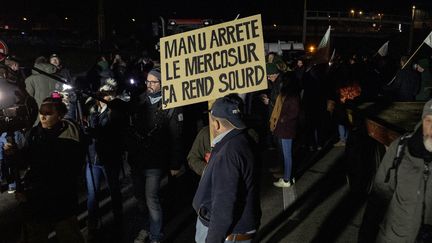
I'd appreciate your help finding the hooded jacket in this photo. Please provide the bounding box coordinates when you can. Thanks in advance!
[25,62,62,107]
[359,126,432,243]
[22,119,85,222]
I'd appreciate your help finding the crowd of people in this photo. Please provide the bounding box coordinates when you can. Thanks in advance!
[0,46,431,243]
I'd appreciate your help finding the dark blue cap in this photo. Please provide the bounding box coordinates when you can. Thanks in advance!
[211,96,246,129]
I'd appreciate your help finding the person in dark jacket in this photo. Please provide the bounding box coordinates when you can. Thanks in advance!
[49,53,73,82]
[270,74,300,187]
[85,83,126,242]
[187,125,212,176]
[192,96,261,243]
[128,68,183,243]
[3,96,85,243]
[385,56,422,101]
[261,63,283,151]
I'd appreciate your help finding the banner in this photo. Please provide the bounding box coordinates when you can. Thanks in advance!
[160,14,267,109]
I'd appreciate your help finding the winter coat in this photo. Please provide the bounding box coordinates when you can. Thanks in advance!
[87,104,126,166]
[127,92,184,171]
[273,95,300,139]
[359,126,432,243]
[22,120,85,222]
[187,126,211,176]
[192,129,261,243]
[385,68,420,101]
[25,63,62,107]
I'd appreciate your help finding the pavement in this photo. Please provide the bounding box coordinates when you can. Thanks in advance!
[0,141,369,243]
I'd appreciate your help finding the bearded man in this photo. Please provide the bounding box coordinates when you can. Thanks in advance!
[359,100,432,242]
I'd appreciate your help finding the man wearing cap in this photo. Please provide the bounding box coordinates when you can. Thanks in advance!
[193,96,261,243]
[359,100,432,242]
[128,68,184,243]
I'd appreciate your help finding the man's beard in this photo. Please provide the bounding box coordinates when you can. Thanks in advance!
[423,136,432,152]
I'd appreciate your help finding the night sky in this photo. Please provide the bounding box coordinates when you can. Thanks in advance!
[1,0,425,19]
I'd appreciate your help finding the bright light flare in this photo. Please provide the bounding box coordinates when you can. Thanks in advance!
[309,45,316,52]
[62,84,73,91]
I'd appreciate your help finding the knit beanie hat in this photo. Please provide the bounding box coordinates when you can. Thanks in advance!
[423,99,432,118]
[266,63,279,75]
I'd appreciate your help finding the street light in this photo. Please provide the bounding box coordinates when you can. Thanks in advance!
[22,17,28,21]
[359,11,363,15]
[308,45,315,53]
[131,18,136,22]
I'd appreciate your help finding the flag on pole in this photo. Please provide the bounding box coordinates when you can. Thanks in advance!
[318,26,331,49]
[424,31,432,48]
[312,26,331,65]
[377,41,389,56]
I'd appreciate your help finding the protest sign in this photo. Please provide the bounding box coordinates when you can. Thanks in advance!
[160,14,267,109]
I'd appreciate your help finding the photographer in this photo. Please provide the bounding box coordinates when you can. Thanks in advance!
[85,83,127,242]
[3,96,86,243]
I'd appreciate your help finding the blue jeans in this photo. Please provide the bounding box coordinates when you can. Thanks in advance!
[131,168,164,241]
[195,219,252,243]
[279,138,293,181]
[86,162,122,229]
[338,124,348,142]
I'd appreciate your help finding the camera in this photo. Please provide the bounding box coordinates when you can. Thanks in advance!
[0,77,37,134]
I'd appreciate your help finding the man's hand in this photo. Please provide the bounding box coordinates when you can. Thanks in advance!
[3,142,17,156]
[170,170,180,177]
[261,94,269,105]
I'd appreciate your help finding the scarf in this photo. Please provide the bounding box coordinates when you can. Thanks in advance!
[269,94,285,132]
[148,91,162,104]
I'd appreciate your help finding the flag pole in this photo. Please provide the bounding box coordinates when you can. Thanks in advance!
[401,41,424,70]
[386,41,425,85]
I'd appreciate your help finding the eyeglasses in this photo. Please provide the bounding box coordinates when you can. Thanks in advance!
[145,80,160,85]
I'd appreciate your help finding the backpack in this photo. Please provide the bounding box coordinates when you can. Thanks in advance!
[384,132,413,185]
[383,132,432,242]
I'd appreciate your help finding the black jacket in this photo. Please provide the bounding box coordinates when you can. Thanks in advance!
[22,120,85,222]
[127,92,183,170]
[87,104,126,165]
[192,129,261,243]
